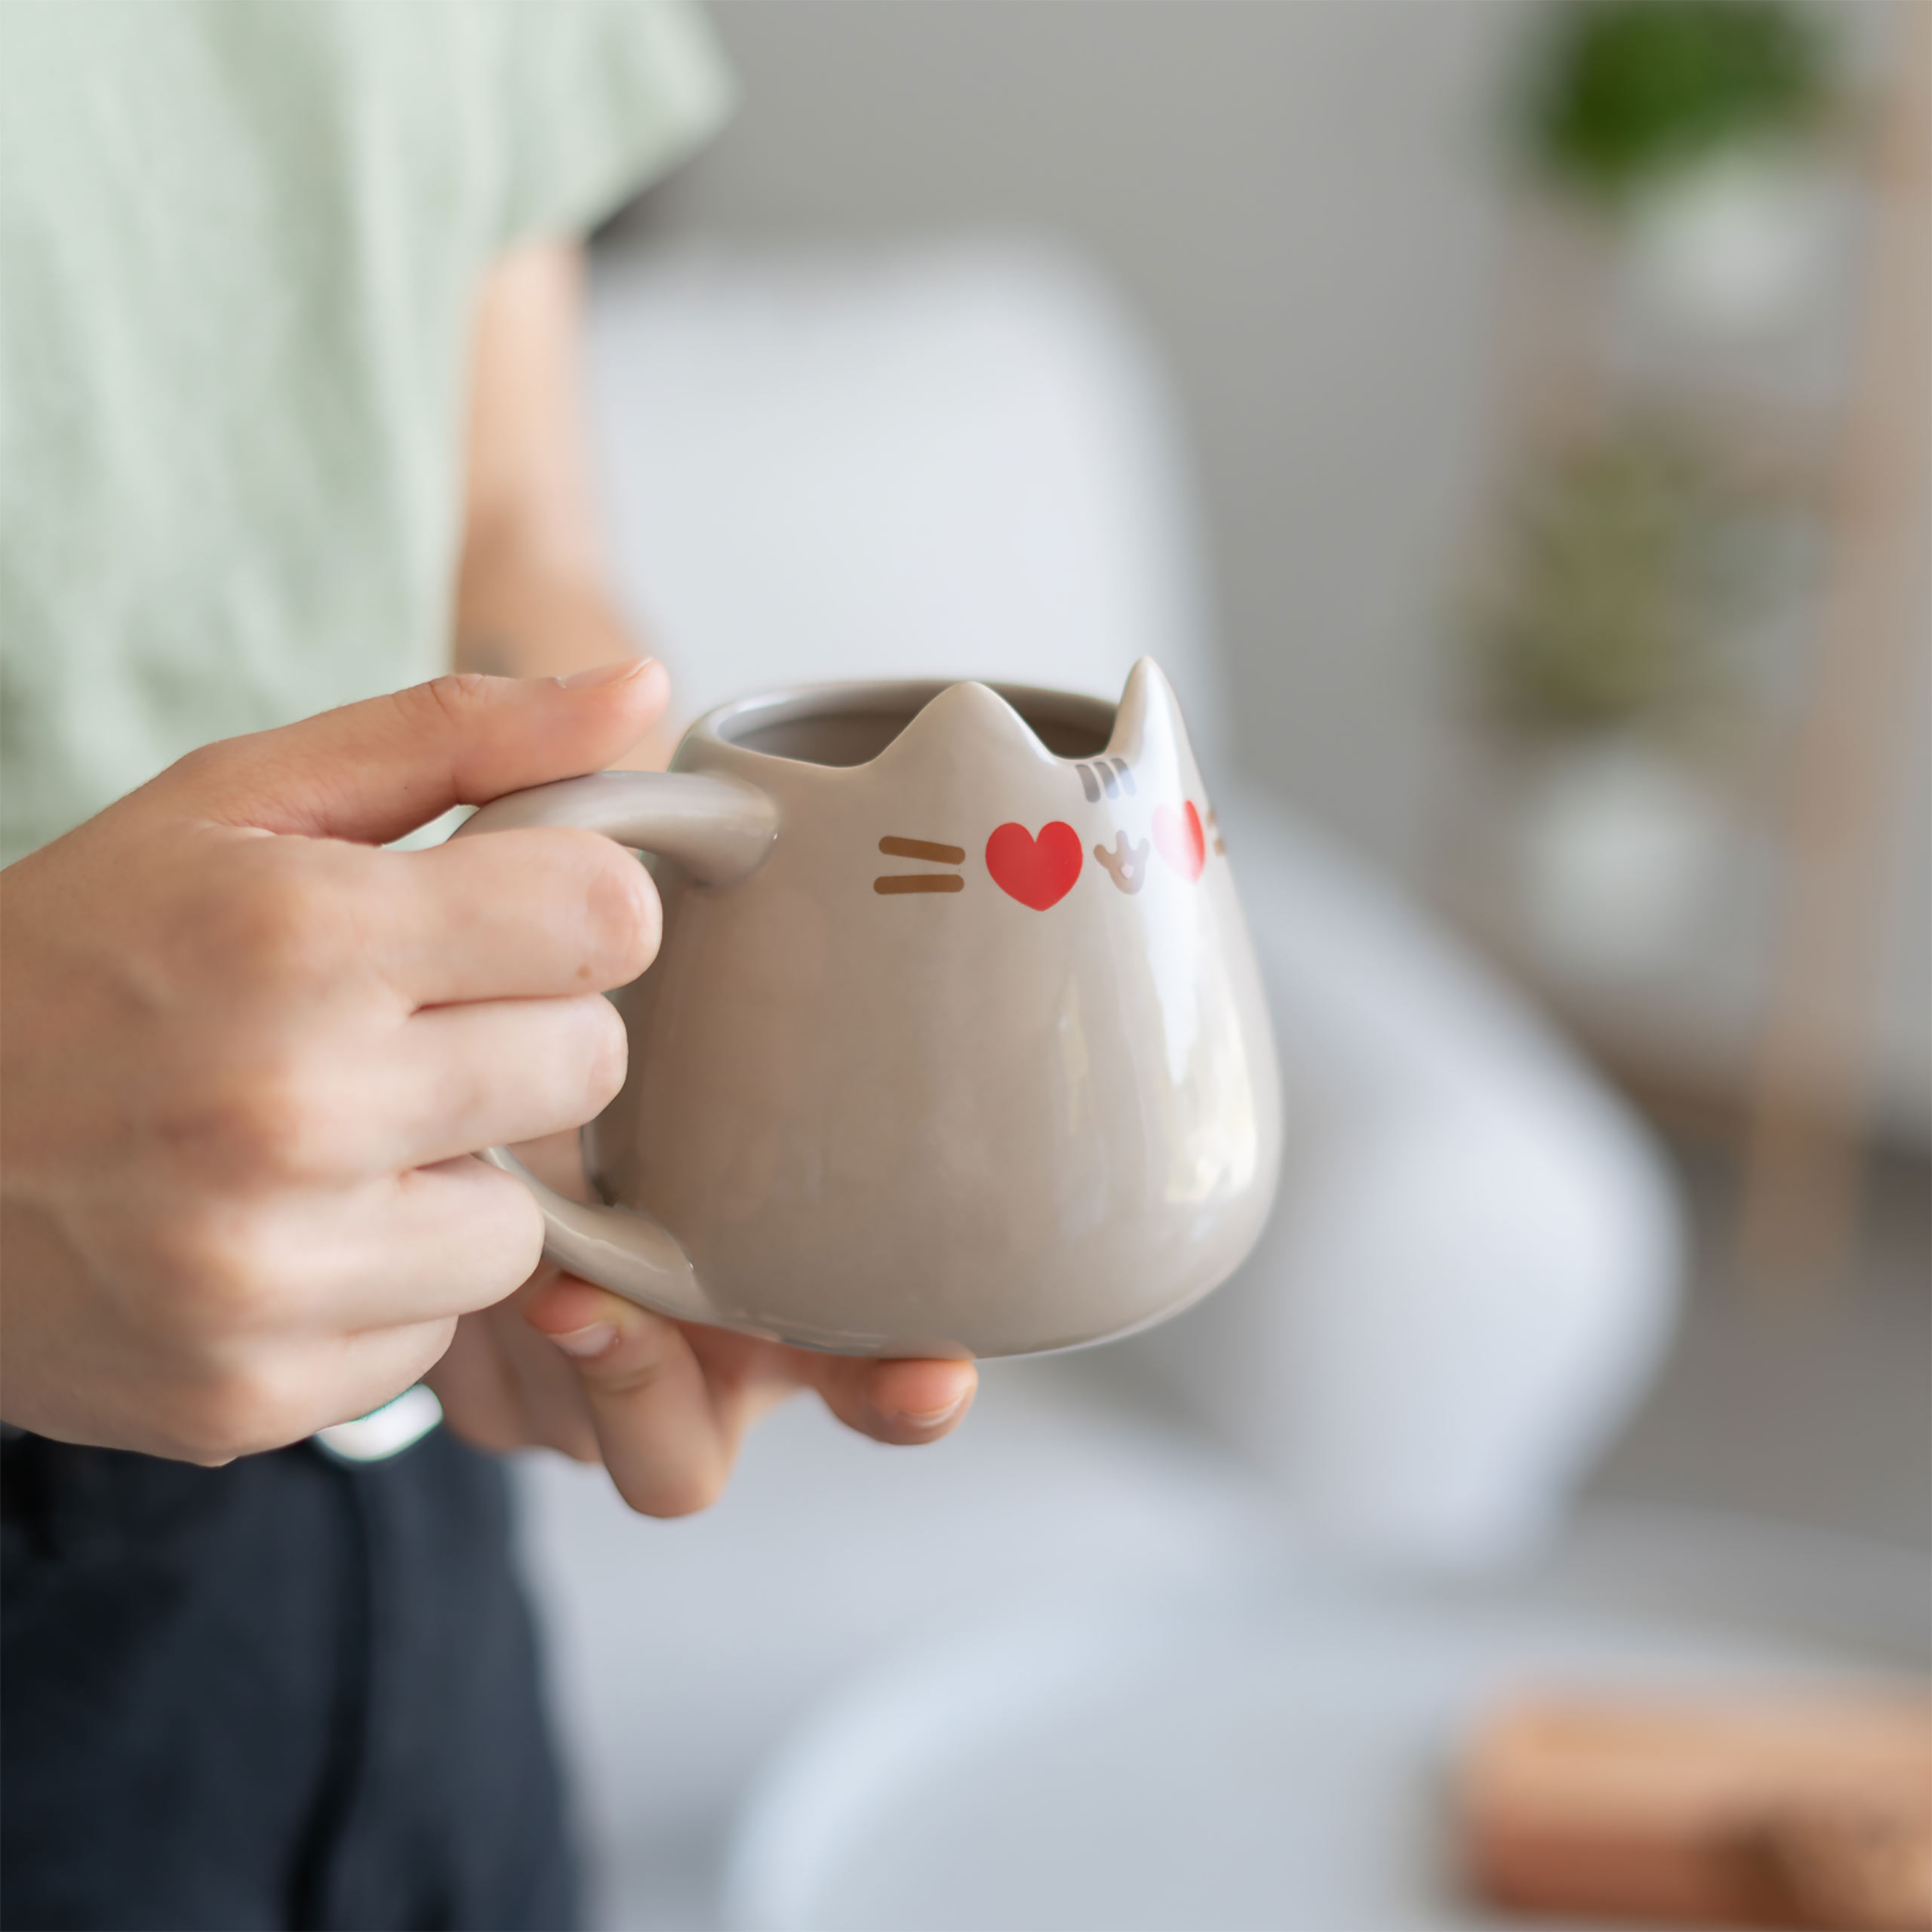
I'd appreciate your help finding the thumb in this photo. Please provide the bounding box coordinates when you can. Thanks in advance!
[174,658,669,844]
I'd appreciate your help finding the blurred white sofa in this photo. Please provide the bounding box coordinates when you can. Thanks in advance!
[580,237,1679,1567]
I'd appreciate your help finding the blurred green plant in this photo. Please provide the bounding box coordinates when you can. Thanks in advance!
[1525,0,1832,202]
[1472,432,1754,731]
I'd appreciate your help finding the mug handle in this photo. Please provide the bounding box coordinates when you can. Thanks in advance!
[450,771,777,1327]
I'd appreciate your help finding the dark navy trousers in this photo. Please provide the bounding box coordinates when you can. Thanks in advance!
[1,1426,577,1931]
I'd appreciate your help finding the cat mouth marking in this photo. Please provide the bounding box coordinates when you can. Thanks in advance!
[1094,832,1152,894]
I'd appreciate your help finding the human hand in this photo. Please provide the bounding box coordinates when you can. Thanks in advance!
[430,1259,978,1518]
[0,663,667,1461]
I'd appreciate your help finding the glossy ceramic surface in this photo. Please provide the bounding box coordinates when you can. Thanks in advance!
[460,661,1280,1357]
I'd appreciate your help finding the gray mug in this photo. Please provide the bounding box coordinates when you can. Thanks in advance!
[456,660,1280,1357]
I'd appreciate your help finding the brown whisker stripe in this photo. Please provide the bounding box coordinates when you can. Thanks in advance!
[878,836,965,864]
[875,874,965,894]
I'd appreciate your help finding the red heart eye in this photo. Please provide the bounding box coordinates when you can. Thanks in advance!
[1152,802,1205,883]
[985,822,1083,909]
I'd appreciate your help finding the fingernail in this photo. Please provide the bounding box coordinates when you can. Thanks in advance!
[888,1392,970,1429]
[547,1321,618,1359]
[561,658,650,691]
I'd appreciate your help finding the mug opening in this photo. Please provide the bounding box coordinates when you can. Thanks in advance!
[712,681,1114,767]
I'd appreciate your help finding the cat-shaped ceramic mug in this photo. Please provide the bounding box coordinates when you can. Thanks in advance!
[455,660,1281,1358]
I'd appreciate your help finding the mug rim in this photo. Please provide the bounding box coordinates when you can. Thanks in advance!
[690,677,1118,772]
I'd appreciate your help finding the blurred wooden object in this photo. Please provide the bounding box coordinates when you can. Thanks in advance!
[1735,5,1932,1292]
[1460,1691,1932,1929]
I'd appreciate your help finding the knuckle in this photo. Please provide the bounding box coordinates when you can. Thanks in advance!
[399,672,494,736]
[146,1204,281,1334]
[165,740,234,796]
[183,1050,342,1180]
[203,861,346,986]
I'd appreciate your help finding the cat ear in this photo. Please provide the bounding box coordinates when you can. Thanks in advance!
[875,679,1053,769]
[1105,658,1190,773]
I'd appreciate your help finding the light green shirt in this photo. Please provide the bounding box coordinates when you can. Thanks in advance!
[0,0,730,865]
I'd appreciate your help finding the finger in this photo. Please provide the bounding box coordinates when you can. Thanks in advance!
[423,1306,537,1455]
[428,1286,602,1462]
[233,1317,460,1457]
[328,1320,463,1428]
[524,1277,736,1517]
[810,1353,978,1446]
[492,1275,603,1462]
[380,826,660,1008]
[177,658,670,845]
[374,992,627,1170]
[260,1158,545,1332]
[676,1323,821,1433]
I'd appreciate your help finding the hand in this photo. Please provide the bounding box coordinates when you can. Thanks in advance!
[0,663,668,1461]
[429,1265,978,1518]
